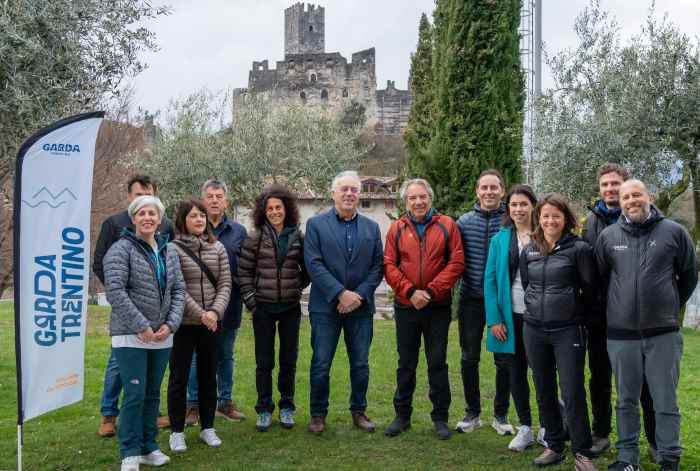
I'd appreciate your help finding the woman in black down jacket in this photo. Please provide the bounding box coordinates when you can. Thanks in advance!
[238,184,310,431]
[519,193,598,471]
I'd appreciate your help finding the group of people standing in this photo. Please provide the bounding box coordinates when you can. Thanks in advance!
[93,166,695,471]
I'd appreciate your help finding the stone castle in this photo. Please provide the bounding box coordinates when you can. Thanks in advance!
[234,3,411,135]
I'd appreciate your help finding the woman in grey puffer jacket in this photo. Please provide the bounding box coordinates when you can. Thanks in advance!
[104,195,185,471]
[167,198,231,453]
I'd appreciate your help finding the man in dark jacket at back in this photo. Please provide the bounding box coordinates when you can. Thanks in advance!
[93,174,175,437]
[455,169,513,435]
[597,179,697,471]
[581,163,633,455]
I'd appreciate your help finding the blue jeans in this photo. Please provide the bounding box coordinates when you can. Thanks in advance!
[100,348,122,417]
[309,312,373,417]
[113,347,171,459]
[188,326,237,406]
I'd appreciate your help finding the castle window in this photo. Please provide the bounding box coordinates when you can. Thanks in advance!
[342,88,348,98]
[310,74,317,82]
[361,200,371,209]
[321,89,328,100]
[300,91,306,103]
[309,25,314,32]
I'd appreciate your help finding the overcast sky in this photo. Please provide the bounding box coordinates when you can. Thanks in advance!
[132,0,699,120]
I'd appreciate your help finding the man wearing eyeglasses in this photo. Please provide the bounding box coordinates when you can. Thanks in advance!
[304,170,384,434]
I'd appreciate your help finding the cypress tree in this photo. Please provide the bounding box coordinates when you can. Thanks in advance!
[429,0,524,216]
[405,13,434,177]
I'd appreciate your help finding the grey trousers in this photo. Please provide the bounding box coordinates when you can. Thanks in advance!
[607,331,683,465]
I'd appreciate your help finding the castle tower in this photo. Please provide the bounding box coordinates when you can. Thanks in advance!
[284,3,325,55]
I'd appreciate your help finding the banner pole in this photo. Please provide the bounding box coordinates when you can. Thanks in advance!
[17,424,22,471]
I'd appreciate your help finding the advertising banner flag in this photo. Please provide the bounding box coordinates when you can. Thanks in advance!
[14,112,104,423]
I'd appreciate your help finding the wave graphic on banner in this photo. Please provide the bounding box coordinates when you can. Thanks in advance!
[22,187,77,209]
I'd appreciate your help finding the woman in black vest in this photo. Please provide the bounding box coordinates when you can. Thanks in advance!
[237,184,309,431]
[520,193,598,470]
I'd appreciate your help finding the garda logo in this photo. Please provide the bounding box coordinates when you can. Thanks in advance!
[42,143,81,156]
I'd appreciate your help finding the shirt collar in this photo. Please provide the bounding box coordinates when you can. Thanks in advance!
[333,208,358,222]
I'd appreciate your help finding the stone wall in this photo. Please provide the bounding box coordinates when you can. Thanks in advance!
[284,3,325,55]
[375,80,411,135]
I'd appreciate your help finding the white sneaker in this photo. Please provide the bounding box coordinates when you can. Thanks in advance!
[121,456,140,471]
[492,416,515,436]
[508,425,534,452]
[199,428,222,447]
[169,432,187,453]
[140,449,170,466]
[537,427,548,447]
[455,413,482,433]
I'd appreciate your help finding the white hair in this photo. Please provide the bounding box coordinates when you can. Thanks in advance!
[201,178,229,197]
[128,195,165,220]
[399,178,434,202]
[330,170,361,192]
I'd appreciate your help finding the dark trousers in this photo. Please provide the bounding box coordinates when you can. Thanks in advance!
[587,323,613,437]
[253,304,302,414]
[113,347,170,459]
[510,314,532,427]
[458,296,511,417]
[168,325,218,432]
[641,379,657,448]
[524,323,593,456]
[393,304,451,422]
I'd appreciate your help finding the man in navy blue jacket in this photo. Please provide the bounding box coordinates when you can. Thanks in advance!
[304,171,384,434]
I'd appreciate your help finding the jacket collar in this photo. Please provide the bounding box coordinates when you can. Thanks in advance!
[474,201,506,216]
[619,205,664,233]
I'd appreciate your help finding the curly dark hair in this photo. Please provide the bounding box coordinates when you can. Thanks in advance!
[174,198,216,243]
[251,184,301,229]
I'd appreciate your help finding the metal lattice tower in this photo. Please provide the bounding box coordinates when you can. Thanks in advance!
[519,0,541,185]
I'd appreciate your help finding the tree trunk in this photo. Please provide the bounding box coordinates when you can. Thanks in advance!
[688,156,700,244]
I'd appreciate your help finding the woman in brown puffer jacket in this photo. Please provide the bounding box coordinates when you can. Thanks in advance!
[237,184,310,431]
[167,198,231,452]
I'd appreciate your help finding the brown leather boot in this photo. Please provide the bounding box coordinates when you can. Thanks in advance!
[352,412,376,433]
[185,405,199,427]
[308,416,326,434]
[98,416,117,437]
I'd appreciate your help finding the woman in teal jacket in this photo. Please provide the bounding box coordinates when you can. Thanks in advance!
[484,185,538,452]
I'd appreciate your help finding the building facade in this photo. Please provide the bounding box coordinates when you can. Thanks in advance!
[234,3,411,136]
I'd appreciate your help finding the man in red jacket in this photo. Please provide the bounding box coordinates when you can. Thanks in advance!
[383,178,465,440]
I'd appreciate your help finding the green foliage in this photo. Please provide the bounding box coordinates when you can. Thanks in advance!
[0,0,169,182]
[141,91,369,208]
[405,13,434,177]
[534,0,700,237]
[406,0,524,217]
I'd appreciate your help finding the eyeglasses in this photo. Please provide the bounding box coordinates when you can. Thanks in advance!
[337,186,360,194]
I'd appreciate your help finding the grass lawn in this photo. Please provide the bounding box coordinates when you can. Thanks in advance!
[1,301,699,470]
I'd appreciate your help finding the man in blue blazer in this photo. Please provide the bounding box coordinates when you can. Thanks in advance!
[304,170,384,434]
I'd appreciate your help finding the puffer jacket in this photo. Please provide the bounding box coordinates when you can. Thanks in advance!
[237,223,309,312]
[384,212,465,307]
[457,202,506,299]
[104,231,186,336]
[520,233,597,329]
[171,234,232,325]
[596,205,698,339]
